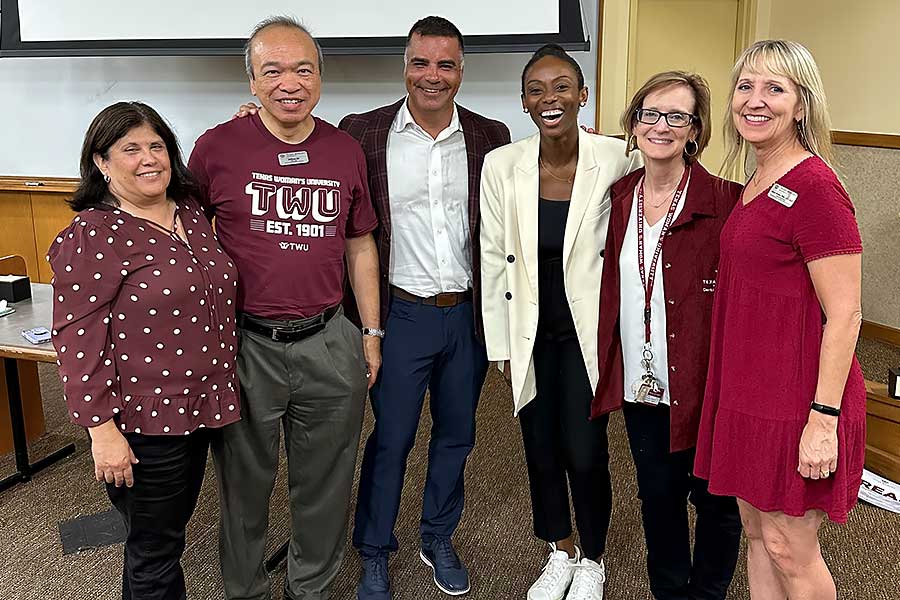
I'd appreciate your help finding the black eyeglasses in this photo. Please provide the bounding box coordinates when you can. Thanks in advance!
[635,109,695,128]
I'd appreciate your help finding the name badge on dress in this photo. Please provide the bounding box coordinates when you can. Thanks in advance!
[768,183,798,208]
[278,151,309,166]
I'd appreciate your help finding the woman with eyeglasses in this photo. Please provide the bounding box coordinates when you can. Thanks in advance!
[591,72,743,600]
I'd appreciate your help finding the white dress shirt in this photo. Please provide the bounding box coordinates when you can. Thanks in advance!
[386,99,471,296]
[619,179,689,405]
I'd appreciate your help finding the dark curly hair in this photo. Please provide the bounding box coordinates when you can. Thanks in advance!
[70,101,198,212]
[521,43,585,95]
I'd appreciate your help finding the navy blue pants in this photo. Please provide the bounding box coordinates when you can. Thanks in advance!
[353,297,487,555]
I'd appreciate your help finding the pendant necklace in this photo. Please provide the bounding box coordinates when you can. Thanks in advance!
[539,156,575,184]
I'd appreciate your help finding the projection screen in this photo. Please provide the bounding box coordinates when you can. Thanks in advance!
[0,0,589,56]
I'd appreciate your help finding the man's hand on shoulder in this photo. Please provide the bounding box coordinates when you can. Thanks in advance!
[232,102,260,120]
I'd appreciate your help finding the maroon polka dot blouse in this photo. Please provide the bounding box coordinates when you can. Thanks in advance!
[48,199,240,435]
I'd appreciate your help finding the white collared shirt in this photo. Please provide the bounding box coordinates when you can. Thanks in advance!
[619,179,689,405]
[386,99,471,296]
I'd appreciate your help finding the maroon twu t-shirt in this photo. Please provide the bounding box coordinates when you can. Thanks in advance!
[188,114,377,319]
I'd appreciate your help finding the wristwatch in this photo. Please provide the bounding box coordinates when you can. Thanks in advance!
[362,327,385,338]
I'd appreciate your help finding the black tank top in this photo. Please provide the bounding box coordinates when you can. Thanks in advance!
[537,198,576,340]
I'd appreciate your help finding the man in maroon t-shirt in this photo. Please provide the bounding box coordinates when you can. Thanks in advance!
[188,16,381,600]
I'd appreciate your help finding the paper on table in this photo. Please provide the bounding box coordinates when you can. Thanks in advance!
[859,469,900,514]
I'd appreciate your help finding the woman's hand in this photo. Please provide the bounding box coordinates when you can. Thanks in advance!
[501,361,511,385]
[797,410,838,480]
[232,102,260,120]
[89,420,139,487]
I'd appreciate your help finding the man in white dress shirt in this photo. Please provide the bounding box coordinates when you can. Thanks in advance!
[339,16,510,600]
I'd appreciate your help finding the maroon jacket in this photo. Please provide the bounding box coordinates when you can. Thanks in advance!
[339,99,511,333]
[591,161,741,452]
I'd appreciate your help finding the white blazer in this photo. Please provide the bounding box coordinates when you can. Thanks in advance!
[480,129,641,414]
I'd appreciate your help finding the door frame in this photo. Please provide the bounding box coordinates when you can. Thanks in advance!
[593,0,760,132]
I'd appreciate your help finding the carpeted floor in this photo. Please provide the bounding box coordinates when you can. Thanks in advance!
[1,339,899,599]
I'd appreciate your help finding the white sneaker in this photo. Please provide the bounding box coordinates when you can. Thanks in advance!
[527,544,581,600]
[565,557,606,600]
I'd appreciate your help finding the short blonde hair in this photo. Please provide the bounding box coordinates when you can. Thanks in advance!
[721,39,834,177]
[621,71,712,163]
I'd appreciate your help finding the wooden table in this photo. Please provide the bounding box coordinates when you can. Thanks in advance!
[865,379,900,482]
[0,283,76,492]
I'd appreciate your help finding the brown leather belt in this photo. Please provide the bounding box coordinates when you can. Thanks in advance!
[390,286,472,308]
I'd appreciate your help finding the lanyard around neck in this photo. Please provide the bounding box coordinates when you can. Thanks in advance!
[636,166,691,344]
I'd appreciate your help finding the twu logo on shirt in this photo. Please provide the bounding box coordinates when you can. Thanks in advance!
[245,181,340,223]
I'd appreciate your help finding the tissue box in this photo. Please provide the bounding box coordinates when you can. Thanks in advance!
[0,275,31,302]
[890,368,900,400]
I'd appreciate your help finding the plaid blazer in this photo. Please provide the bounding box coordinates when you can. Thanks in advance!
[339,98,511,335]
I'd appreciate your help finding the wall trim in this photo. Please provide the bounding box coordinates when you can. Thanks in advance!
[861,320,900,348]
[594,0,605,131]
[0,176,78,194]
[2,132,898,189]
[832,131,900,150]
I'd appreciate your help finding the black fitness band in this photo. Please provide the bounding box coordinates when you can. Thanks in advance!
[810,401,841,417]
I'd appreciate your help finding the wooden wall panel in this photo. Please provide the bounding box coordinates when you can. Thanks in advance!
[833,131,900,150]
[0,191,39,278]
[31,193,77,283]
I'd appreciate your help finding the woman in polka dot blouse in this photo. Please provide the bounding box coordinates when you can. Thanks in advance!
[48,102,240,600]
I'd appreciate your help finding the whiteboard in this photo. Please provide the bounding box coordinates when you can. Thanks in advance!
[0,3,599,177]
[2,0,588,56]
[20,0,558,41]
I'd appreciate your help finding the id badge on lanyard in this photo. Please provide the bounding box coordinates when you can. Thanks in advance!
[630,167,690,406]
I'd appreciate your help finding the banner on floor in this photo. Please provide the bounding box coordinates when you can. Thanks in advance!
[859,469,900,513]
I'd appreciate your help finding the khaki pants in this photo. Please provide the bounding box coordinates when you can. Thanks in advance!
[212,310,367,600]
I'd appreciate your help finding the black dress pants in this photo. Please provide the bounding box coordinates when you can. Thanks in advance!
[106,430,210,600]
[623,402,741,600]
[519,335,612,559]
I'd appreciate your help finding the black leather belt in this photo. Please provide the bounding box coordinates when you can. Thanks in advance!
[390,286,472,308]
[238,305,339,343]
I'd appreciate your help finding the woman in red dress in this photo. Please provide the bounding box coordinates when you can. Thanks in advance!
[694,40,865,600]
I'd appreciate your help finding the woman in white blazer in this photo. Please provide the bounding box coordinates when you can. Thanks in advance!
[480,45,640,600]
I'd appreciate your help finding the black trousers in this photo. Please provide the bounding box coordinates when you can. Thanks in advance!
[623,402,742,600]
[106,430,210,600]
[519,335,612,559]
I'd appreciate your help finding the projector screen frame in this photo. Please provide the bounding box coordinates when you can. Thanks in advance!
[0,0,589,57]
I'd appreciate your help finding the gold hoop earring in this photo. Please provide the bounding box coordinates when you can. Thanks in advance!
[627,135,638,152]
[684,139,699,157]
